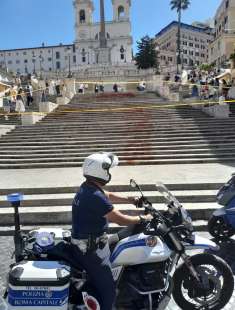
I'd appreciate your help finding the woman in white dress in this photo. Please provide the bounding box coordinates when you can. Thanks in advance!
[15,89,25,115]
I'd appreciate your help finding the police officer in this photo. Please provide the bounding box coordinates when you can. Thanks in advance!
[71,152,150,310]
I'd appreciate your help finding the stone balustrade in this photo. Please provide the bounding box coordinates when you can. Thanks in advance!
[21,112,44,126]
[202,103,230,119]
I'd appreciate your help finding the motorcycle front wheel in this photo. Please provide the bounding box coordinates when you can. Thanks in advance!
[208,216,234,239]
[172,253,234,310]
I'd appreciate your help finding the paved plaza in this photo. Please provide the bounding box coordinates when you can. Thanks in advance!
[0,163,235,190]
[1,233,235,309]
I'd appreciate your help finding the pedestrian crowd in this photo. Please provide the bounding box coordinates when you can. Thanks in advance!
[165,69,235,102]
[2,84,33,119]
[0,76,73,120]
[76,82,127,94]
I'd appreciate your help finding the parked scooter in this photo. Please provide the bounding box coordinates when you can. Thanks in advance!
[208,174,235,238]
[3,180,234,310]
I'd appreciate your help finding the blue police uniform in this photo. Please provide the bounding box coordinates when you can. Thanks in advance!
[71,181,116,310]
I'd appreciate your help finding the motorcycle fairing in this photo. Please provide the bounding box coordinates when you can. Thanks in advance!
[213,198,235,227]
[213,207,226,217]
[223,197,235,227]
[184,235,219,251]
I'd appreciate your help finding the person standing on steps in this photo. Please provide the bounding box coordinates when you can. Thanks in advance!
[113,83,118,93]
[94,84,99,94]
[15,88,25,117]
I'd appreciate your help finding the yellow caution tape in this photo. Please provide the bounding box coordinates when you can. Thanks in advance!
[0,99,235,117]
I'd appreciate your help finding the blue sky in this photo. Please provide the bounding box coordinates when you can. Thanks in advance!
[0,0,221,53]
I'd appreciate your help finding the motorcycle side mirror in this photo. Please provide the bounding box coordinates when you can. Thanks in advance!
[130,179,146,200]
[130,179,137,188]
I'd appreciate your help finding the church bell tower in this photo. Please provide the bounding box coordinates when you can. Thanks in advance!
[74,0,94,42]
[112,0,131,22]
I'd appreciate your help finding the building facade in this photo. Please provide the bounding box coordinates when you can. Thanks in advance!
[0,43,76,75]
[155,21,213,72]
[209,0,235,68]
[0,0,133,75]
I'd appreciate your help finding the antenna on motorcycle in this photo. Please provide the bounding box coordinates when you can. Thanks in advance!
[7,193,23,263]
[130,179,145,199]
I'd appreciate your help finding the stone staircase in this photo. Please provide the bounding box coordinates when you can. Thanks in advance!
[0,96,235,168]
[0,182,222,234]
[0,114,21,125]
[229,102,235,117]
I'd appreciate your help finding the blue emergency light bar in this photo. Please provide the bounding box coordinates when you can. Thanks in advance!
[7,193,24,203]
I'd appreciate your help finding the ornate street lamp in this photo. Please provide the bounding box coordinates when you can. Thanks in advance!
[66,47,72,78]
[155,45,160,74]
[39,54,44,79]
[32,55,36,75]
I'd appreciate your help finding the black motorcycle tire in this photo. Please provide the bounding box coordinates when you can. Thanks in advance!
[172,253,234,310]
[208,216,234,239]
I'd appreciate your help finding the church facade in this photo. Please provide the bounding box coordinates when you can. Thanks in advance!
[74,0,133,66]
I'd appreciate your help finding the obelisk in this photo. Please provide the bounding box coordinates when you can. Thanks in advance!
[100,0,107,48]
[98,0,110,64]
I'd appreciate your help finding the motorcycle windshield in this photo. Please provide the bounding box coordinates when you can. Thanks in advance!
[155,182,181,208]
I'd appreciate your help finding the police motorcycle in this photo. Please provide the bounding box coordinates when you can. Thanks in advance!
[208,174,235,239]
[3,180,234,310]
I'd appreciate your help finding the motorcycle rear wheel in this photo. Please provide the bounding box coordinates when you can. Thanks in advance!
[208,216,234,239]
[172,253,234,310]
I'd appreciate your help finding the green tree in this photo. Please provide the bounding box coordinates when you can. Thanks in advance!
[170,0,191,73]
[135,36,159,71]
[199,63,215,72]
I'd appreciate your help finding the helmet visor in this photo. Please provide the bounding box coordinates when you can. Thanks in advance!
[102,153,119,170]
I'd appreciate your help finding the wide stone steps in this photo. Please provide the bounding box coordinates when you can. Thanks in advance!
[2,128,235,141]
[0,153,235,169]
[229,103,235,115]
[14,117,235,127]
[0,159,233,169]
[5,121,235,132]
[0,183,221,230]
[0,141,234,153]
[2,133,235,145]
[0,149,234,159]
[0,148,235,159]
[1,137,235,147]
[0,98,235,168]
[0,114,21,125]
[0,141,235,156]
[43,113,208,121]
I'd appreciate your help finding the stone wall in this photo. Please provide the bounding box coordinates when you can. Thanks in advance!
[146,75,181,101]
[43,65,155,82]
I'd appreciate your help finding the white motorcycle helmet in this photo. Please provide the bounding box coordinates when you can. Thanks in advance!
[83,152,119,185]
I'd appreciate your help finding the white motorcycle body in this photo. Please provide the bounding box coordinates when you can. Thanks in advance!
[4,228,219,310]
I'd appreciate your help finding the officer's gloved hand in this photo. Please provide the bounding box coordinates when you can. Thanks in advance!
[134,197,145,209]
[139,214,153,226]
